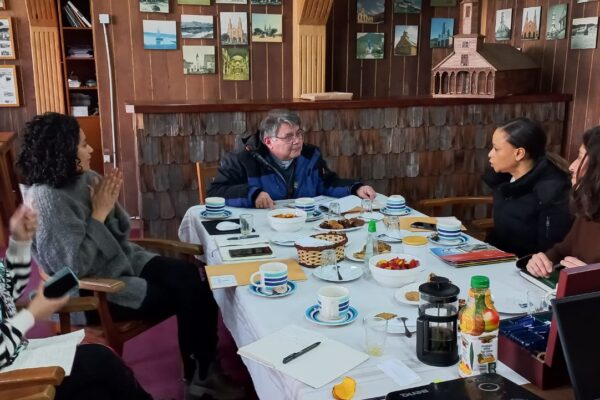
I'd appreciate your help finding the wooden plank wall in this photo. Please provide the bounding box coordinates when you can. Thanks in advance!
[326,0,599,158]
[0,1,38,134]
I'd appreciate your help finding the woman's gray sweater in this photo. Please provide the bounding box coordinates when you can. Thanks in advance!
[29,171,156,309]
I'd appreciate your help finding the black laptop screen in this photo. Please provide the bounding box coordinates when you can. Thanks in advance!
[552,290,600,400]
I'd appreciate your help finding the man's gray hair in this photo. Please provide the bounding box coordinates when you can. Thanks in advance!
[259,109,301,140]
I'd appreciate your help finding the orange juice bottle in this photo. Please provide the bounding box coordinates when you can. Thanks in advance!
[458,275,500,377]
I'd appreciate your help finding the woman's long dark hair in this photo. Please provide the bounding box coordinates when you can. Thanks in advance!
[17,112,81,188]
[572,126,600,221]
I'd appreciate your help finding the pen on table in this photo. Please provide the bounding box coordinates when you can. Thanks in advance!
[227,234,260,240]
[282,341,321,364]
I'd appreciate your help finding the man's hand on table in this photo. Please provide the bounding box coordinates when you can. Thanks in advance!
[356,185,376,200]
[255,192,275,209]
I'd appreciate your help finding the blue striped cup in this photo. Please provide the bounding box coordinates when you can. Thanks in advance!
[386,195,407,214]
[250,262,288,295]
[436,217,462,243]
[205,197,226,215]
[295,197,316,215]
[317,285,350,321]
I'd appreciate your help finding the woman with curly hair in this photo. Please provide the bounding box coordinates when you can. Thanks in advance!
[527,126,600,277]
[483,117,573,257]
[17,113,243,400]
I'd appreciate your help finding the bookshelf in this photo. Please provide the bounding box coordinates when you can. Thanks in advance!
[57,0,103,173]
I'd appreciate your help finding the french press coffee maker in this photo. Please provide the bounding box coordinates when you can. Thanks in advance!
[416,276,460,366]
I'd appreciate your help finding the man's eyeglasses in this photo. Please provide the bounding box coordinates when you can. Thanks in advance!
[273,130,304,144]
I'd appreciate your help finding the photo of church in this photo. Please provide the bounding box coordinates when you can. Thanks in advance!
[521,6,541,40]
[495,9,512,41]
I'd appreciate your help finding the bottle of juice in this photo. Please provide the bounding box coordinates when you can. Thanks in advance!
[458,275,500,377]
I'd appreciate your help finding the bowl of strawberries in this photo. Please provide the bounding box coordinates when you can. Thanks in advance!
[369,253,423,287]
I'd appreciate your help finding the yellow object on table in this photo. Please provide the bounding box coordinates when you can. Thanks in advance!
[332,376,356,400]
[400,217,466,232]
[402,236,429,246]
[205,259,307,289]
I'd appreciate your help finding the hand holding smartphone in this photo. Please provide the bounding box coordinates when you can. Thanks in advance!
[43,267,80,298]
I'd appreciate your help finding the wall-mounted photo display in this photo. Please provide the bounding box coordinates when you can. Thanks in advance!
[546,4,567,40]
[143,20,177,50]
[140,0,169,13]
[251,13,282,42]
[576,0,594,3]
[394,0,421,14]
[216,0,247,3]
[183,45,216,74]
[0,17,15,59]
[571,17,598,49]
[179,0,211,4]
[0,0,6,11]
[0,65,19,107]
[394,25,418,56]
[521,6,541,40]
[222,47,250,80]
[356,32,384,59]
[251,0,282,4]
[430,18,454,48]
[181,15,214,39]
[357,0,385,24]
[430,0,457,7]
[220,12,248,45]
[495,9,512,41]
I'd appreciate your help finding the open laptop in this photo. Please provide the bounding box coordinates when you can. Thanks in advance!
[552,290,600,400]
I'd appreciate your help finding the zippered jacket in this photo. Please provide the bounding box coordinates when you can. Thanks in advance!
[483,156,573,257]
[207,135,363,208]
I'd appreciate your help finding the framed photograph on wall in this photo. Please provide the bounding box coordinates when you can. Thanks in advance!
[394,0,421,14]
[571,17,598,49]
[143,20,177,50]
[546,4,567,40]
[394,25,418,56]
[430,18,454,48]
[222,47,250,80]
[251,13,282,42]
[183,45,216,74]
[220,12,248,45]
[521,6,541,40]
[495,9,512,41]
[181,15,213,39]
[0,65,19,107]
[0,1,6,11]
[140,0,169,13]
[356,32,384,59]
[0,17,16,59]
[357,0,385,24]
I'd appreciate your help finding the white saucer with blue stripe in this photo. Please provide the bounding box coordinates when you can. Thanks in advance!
[428,233,469,246]
[200,210,232,220]
[380,207,411,216]
[306,210,324,222]
[248,281,297,298]
[304,304,358,326]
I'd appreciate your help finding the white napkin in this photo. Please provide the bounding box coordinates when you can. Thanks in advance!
[295,237,333,247]
[270,232,300,244]
[216,221,240,231]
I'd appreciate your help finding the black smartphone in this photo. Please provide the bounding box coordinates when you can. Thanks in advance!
[410,221,437,230]
[229,247,273,258]
[43,267,79,298]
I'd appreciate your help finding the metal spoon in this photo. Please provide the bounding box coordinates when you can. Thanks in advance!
[335,261,343,281]
[399,317,412,338]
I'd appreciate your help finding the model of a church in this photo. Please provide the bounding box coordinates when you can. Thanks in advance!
[431,0,540,98]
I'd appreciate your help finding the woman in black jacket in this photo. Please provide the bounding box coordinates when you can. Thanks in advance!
[483,118,573,257]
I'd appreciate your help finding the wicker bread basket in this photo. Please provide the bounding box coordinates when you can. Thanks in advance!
[294,232,348,268]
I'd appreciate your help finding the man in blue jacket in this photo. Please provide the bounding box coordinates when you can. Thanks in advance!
[208,109,376,208]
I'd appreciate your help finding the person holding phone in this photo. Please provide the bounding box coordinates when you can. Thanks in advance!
[17,113,244,400]
[0,205,152,400]
[527,126,600,277]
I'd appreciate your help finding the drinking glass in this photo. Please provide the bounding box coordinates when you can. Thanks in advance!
[364,316,387,356]
[240,214,253,238]
[527,290,549,314]
[361,199,373,219]
[328,202,341,220]
[321,249,337,278]
[384,216,400,238]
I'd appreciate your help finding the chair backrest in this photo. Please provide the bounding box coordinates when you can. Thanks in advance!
[195,161,219,204]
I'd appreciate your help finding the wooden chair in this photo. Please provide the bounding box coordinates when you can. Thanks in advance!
[416,196,494,241]
[0,366,65,400]
[195,161,219,204]
[44,238,204,355]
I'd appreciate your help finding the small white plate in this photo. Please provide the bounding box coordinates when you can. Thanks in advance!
[377,233,403,243]
[427,233,469,246]
[306,210,325,222]
[345,245,392,262]
[312,263,363,282]
[492,294,528,314]
[314,224,365,233]
[305,305,358,326]
[270,232,300,247]
[200,210,233,220]
[344,211,385,221]
[394,282,421,306]
[380,207,411,216]
[248,281,297,298]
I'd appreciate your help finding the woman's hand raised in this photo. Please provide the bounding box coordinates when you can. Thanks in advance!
[90,169,123,222]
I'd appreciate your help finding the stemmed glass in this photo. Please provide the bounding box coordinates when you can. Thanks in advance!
[328,202,341,220]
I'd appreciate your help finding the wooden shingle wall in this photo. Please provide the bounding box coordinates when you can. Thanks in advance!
[136,101,566,239]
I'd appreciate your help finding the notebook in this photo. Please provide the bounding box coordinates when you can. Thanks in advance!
[430,245,516,267]
[238,325,369,388]
[552,291,600,400]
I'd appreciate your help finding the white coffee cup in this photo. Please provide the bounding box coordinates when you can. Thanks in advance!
[205,197,226,215]
[436,217,462,243]
[295,197,316,214]
[386,195,407,214]
[250,262,288,295]
[317,285,350,321]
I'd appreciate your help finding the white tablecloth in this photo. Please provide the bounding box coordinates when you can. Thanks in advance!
[179,205,538,400]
